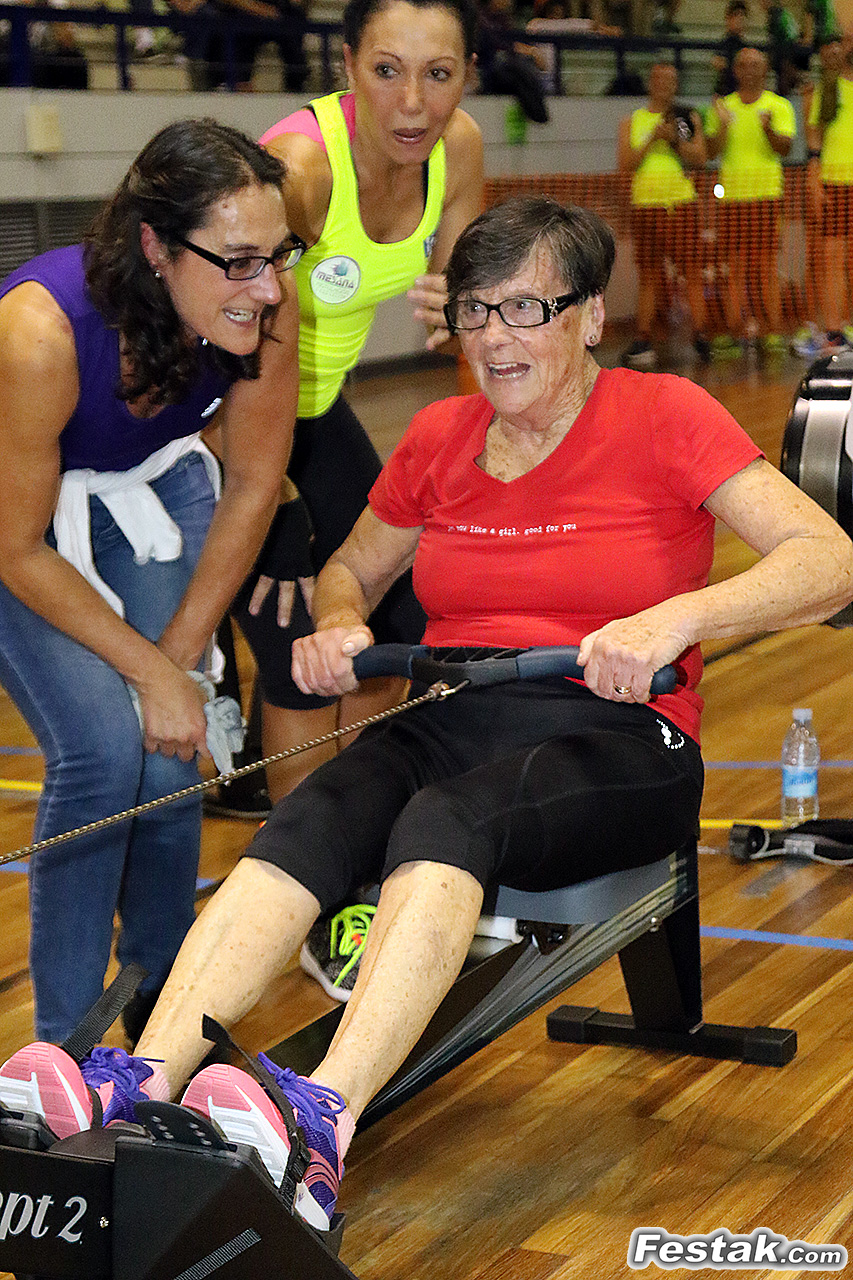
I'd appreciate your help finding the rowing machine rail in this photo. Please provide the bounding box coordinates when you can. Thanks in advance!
[268,841,796,1132]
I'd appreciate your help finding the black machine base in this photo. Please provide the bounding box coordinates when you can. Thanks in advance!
[546,1006,797,1066]
[0,1103,355,1280]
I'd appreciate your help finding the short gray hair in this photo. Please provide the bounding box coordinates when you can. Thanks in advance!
[445,196,615,305]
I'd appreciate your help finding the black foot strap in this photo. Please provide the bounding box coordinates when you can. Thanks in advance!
[60,962,148,1062]
[200,1014,311,1211]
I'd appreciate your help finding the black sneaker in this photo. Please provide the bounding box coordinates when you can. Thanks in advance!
[299,904,376,1003]
[203,773,271,821]
[620,339,657,368]
[693,333,712,363]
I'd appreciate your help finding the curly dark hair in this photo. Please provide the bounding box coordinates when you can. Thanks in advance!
[84,119,286,407]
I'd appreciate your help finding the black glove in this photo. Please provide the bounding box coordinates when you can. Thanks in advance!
[254,493,316,583]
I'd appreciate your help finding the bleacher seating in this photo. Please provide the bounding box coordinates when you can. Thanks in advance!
[3,0,784,96]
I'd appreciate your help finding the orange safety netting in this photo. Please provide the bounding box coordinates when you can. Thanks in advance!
[481,167,849,335]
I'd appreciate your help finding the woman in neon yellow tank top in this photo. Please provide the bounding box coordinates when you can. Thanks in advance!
[804,35,853,350]
[224,0,484,809]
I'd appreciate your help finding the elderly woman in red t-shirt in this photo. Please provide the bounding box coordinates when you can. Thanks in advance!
[3,195,852,1233]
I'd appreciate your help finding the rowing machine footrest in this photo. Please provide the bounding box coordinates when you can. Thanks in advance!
[545,1005,797,1066]
[0,1103,355,1279]
[0,1101,56,1153]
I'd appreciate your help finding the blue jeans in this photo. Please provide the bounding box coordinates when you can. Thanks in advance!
[0,453,216,1042]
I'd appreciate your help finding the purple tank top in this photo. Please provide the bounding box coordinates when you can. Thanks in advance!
[0,245,232,472]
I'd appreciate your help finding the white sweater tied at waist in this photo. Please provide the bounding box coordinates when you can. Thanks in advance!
[53,434,221,618]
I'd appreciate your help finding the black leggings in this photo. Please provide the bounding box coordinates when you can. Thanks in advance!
[244,679,704,911]
[232,396,426,710]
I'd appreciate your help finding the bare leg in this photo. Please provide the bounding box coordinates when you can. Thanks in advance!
[309,861,484,1119]
[757,249,783,335]
[823,236,848,331]
[262,702,338,802]
[721,254,746,336]
[683,265,707,335]
[262,679,410,802]
[634,267,658,341]
[338,676,410,742]
[136,859,321,1094]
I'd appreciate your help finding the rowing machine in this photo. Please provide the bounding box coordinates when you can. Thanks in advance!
[0,645,796,1280]
[781,349,853,626]
[267,645,795,1129]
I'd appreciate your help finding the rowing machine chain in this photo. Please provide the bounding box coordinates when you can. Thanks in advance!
[0,679,465,867]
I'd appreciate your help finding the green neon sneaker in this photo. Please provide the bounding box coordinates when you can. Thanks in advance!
[760,333,787,357]
[710,334,743,360]
[791,324,825,359]
[299,904,377,1003]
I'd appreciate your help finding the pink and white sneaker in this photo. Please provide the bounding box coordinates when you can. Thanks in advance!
[0,1042,169,1140]
[0,1042,93,1139]
[181,1058,354,1231]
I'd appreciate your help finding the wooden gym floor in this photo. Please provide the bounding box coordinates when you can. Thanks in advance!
[3,346,853,1279]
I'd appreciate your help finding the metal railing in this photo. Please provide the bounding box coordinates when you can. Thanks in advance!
[0,6,777,94]
[0,3,341,91]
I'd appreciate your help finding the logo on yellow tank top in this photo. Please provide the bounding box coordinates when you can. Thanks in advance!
[310,256,362,305]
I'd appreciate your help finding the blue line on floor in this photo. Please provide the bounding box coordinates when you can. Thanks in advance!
[0,746,41,756]
[0,861,28,873]
[704,761,853,769]
[702,924,853,951]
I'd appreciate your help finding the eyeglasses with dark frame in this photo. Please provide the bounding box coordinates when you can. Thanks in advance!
[174,234,307,280]
[444,291,583,334]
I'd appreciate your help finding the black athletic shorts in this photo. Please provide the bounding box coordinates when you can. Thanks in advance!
[244,669,704,909]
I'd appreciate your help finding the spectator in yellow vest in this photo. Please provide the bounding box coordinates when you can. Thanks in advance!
[705,46,796,358]
[796,35,853,355]
[618,62,708,367]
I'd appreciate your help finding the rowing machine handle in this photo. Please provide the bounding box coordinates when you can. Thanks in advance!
[352,644,677,695]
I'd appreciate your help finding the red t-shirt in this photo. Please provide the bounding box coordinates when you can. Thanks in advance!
[369,367,763,744]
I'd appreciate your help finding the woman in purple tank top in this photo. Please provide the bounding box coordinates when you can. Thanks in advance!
[0,119,302,1045]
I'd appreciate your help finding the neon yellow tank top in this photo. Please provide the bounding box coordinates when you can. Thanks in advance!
[706,90,796,201]
[629,108,695,208]
[293,92,447,419]
[808,76,853,185]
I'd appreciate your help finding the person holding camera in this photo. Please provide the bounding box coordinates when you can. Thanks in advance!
[617,62,708,367]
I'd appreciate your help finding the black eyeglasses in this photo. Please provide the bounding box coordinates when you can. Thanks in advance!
[444,291,583,333]
[174,234,307,280]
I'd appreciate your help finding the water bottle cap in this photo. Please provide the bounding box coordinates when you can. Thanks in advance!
[793,708,813,722]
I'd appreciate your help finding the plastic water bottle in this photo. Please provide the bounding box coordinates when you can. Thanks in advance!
[780,708,820,827]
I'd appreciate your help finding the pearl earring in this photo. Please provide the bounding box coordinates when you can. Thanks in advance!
[153,269,162,279]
